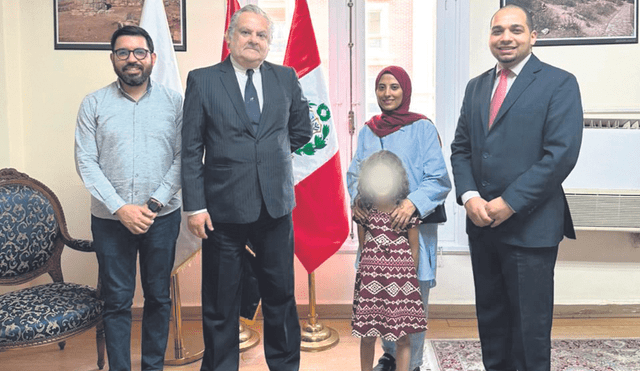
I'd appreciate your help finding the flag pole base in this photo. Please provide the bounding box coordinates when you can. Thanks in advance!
[164,350,204,366]
[239,321,261,352]
[300,314,340,352]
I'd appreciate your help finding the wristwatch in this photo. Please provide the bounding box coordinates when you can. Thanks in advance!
[146,198,163,213]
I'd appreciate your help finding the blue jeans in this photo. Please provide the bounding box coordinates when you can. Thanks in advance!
[92,210,180,371]
[381,280,431,370]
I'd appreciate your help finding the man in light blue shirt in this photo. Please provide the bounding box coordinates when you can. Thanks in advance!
[75,26,182,371]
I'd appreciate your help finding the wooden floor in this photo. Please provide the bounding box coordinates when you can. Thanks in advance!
[2,317,640,371]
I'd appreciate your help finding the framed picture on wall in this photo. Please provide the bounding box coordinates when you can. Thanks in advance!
[500,0,638,46]
[54,0,187,51]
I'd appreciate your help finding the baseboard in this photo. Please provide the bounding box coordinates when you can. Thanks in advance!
[298,304,640,319]
[132,304,640,321]
[552,304,640,318]
[132,306,203,321]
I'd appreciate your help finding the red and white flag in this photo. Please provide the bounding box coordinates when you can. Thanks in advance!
[221,0,241,61]
[284,0,349,273]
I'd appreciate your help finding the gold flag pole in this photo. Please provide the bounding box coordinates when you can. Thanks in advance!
[300,272,339,352]
[164,272,204,365]
[164,273,260,366]
[239,244,261,352]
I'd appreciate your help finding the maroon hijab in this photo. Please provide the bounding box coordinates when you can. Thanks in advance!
[365,66,428,138]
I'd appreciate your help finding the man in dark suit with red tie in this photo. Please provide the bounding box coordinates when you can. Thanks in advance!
[451,5,583,371]
[181,5,312,371]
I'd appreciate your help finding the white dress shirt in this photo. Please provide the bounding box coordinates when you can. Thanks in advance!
[230,56,264,112]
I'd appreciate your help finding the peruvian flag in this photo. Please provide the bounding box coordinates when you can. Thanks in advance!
[284,0,349,273]
[221,0,241,61]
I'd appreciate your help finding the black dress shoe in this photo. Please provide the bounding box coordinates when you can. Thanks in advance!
[372,353,396,371]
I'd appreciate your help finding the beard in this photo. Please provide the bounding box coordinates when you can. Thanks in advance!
[497,55,517,65]
[115,63,152,87]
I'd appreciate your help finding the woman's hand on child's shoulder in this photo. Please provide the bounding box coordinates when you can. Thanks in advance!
[390,198,416,230]
[352,197,369,223]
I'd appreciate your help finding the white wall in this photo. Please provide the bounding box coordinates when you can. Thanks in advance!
[0,0,223,299]
[2,0,640,310]
[469,2,640,113]
[0,1,7,165]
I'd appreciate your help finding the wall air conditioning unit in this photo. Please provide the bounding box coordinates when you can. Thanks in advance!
[565,190,640,231]
[563,120,640,232]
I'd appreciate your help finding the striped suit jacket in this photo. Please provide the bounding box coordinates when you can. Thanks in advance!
[181,57,312,223]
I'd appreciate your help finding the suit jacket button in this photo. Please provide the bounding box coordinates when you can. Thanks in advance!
[481,181,489,187]
[482,152,489,159]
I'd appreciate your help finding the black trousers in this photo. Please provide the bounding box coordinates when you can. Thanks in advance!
[469,234,558,371]
[200,204,301,371]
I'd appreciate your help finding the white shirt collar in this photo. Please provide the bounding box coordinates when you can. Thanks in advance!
[230,55,262,75]
[496,53,532,78]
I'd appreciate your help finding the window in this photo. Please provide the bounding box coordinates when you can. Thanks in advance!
[367,9,381,48]
[363,1,435,123]
[257,0,329,80]
[255,0,470,251]
[365,4,389,60]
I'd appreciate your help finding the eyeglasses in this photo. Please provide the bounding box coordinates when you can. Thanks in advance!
[113,48,150,61]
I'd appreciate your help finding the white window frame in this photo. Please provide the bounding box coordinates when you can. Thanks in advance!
[435,0,470,251]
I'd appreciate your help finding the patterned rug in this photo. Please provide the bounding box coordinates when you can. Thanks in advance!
[426,339,640,371]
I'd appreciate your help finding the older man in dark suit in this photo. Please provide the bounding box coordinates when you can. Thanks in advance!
[181,5,312,371]
[451,5,583,371]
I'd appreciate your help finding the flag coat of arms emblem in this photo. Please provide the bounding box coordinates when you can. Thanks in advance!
[284,0,350,273]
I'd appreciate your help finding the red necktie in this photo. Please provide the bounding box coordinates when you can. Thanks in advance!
[489,68,510,128]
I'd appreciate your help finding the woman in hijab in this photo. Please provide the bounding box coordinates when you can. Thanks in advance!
[347,66,451,371]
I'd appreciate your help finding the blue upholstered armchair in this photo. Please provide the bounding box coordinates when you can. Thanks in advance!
[0,168,105,369]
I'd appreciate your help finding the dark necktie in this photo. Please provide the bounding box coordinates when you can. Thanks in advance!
[245,69,261,125]
[489,68,510,128]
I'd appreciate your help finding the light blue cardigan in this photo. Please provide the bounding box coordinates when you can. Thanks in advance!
[347,119,452,284]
